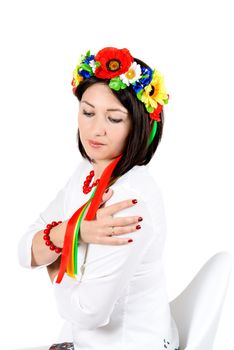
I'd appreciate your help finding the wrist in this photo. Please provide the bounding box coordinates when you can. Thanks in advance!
[43,221,63,253]
[49,227,63,248]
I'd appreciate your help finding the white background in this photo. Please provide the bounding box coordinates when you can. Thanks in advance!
[0,0,233,349]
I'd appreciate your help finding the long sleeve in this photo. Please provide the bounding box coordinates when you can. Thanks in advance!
[53,183,166,330]
[18,166,80,269]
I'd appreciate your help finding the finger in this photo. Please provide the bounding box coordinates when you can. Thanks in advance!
[99,188,113,208]
[95,236,134,246]
[99,198,138,217]
[108,215,143,227]
[110,223,141,236]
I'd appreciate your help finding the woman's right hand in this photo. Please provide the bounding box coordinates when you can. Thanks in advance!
[79,188,143,245]
[46,188,142,281]
[50,188,142,248]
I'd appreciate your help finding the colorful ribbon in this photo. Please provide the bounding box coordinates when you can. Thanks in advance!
[56,154,122,284]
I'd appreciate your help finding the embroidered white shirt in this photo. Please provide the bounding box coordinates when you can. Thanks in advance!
[18,159,179,350]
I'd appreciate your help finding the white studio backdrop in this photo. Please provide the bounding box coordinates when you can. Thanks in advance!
[0,0,233,349]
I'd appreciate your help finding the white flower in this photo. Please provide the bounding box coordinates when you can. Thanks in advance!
[119,61,142,86]
[89,59,96,73]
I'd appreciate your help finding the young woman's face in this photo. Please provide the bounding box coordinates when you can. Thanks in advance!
[78,83,132,163]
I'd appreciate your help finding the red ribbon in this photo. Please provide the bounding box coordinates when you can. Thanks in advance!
[56,154,122,283]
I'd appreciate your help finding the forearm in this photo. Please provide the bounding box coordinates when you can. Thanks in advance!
[31,219,84,267]
[31,222,65,267]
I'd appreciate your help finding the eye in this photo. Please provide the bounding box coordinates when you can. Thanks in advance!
[83,110,94,117]
[108,117,122,123]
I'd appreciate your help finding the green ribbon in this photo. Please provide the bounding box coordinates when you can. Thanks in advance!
[147,120,157,146]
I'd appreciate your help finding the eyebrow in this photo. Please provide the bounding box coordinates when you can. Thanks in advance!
[81,100,128,114]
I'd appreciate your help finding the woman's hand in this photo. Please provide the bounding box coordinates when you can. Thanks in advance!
[47,188,142,282]
[79,188,143,245]
[50,188,142,248]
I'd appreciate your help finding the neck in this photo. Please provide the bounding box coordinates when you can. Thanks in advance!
[91,158,115,181]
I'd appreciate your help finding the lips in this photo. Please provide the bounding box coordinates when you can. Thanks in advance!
[88,139,105,146]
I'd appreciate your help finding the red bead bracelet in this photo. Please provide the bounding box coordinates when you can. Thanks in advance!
[43,220,63,254]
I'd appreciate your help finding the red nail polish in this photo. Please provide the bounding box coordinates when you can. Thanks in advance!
[105,188,109,193]
[132,199,137,204]
[128,239,133,243]
[136,225,141,230]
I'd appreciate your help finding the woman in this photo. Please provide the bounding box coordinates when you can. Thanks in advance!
[18,47,180,350]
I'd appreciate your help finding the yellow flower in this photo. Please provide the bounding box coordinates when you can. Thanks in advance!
[141,70,168,109]
[72,64,83,89]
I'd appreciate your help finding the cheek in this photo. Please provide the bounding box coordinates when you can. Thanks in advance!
[113,126,130,145]
[78,115,87,132]
[78,112,83,122]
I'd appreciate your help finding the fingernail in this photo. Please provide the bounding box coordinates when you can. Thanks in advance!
[138,217,143,222]
[128,239,133,243]
[132,199,137,204]
[136,225,141,230]
[105,188,109,193]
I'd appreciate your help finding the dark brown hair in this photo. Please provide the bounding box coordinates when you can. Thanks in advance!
[74,57,164,178]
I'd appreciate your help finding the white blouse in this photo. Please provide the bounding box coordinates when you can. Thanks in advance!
[18,159,179,350]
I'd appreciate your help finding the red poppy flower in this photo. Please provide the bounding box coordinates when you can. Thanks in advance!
[149,103,163,122]
[95,47,133,79]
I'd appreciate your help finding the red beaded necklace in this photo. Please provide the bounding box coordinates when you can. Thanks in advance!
[83,170,100,194]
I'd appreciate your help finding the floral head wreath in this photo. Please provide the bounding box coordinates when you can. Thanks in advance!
[71,47,169,145]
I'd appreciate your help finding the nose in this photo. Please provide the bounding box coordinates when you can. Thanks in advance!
[92,115,106,136]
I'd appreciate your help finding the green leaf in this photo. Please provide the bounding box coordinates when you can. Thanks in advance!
[85,50,90,57]
[136,90,143,101]
[120,82,127,89]
[109,77,122,91]
[146,105,154,113]
[95,61,101,68]
[80,63,93,73]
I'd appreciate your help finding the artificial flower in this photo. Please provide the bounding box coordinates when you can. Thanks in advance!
[95,47,133,79]
[79,69,92,79]
[71,47,169,123]
[71,63,84,92]
[119,61,142,86]
[83,54,95,65]
[89,59,96,72]
[71,51,99,91]
[149,103,163,122]
[132,66,153,93]
[140,66,153,87]
[138,69,169,109]
[109,76,127,91]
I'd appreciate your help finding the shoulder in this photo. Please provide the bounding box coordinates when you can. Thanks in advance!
[66,158,91,188]
[113,164,163,202]
[110,164,166,230]
[61,158,92,208]
[73,158,91,178]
